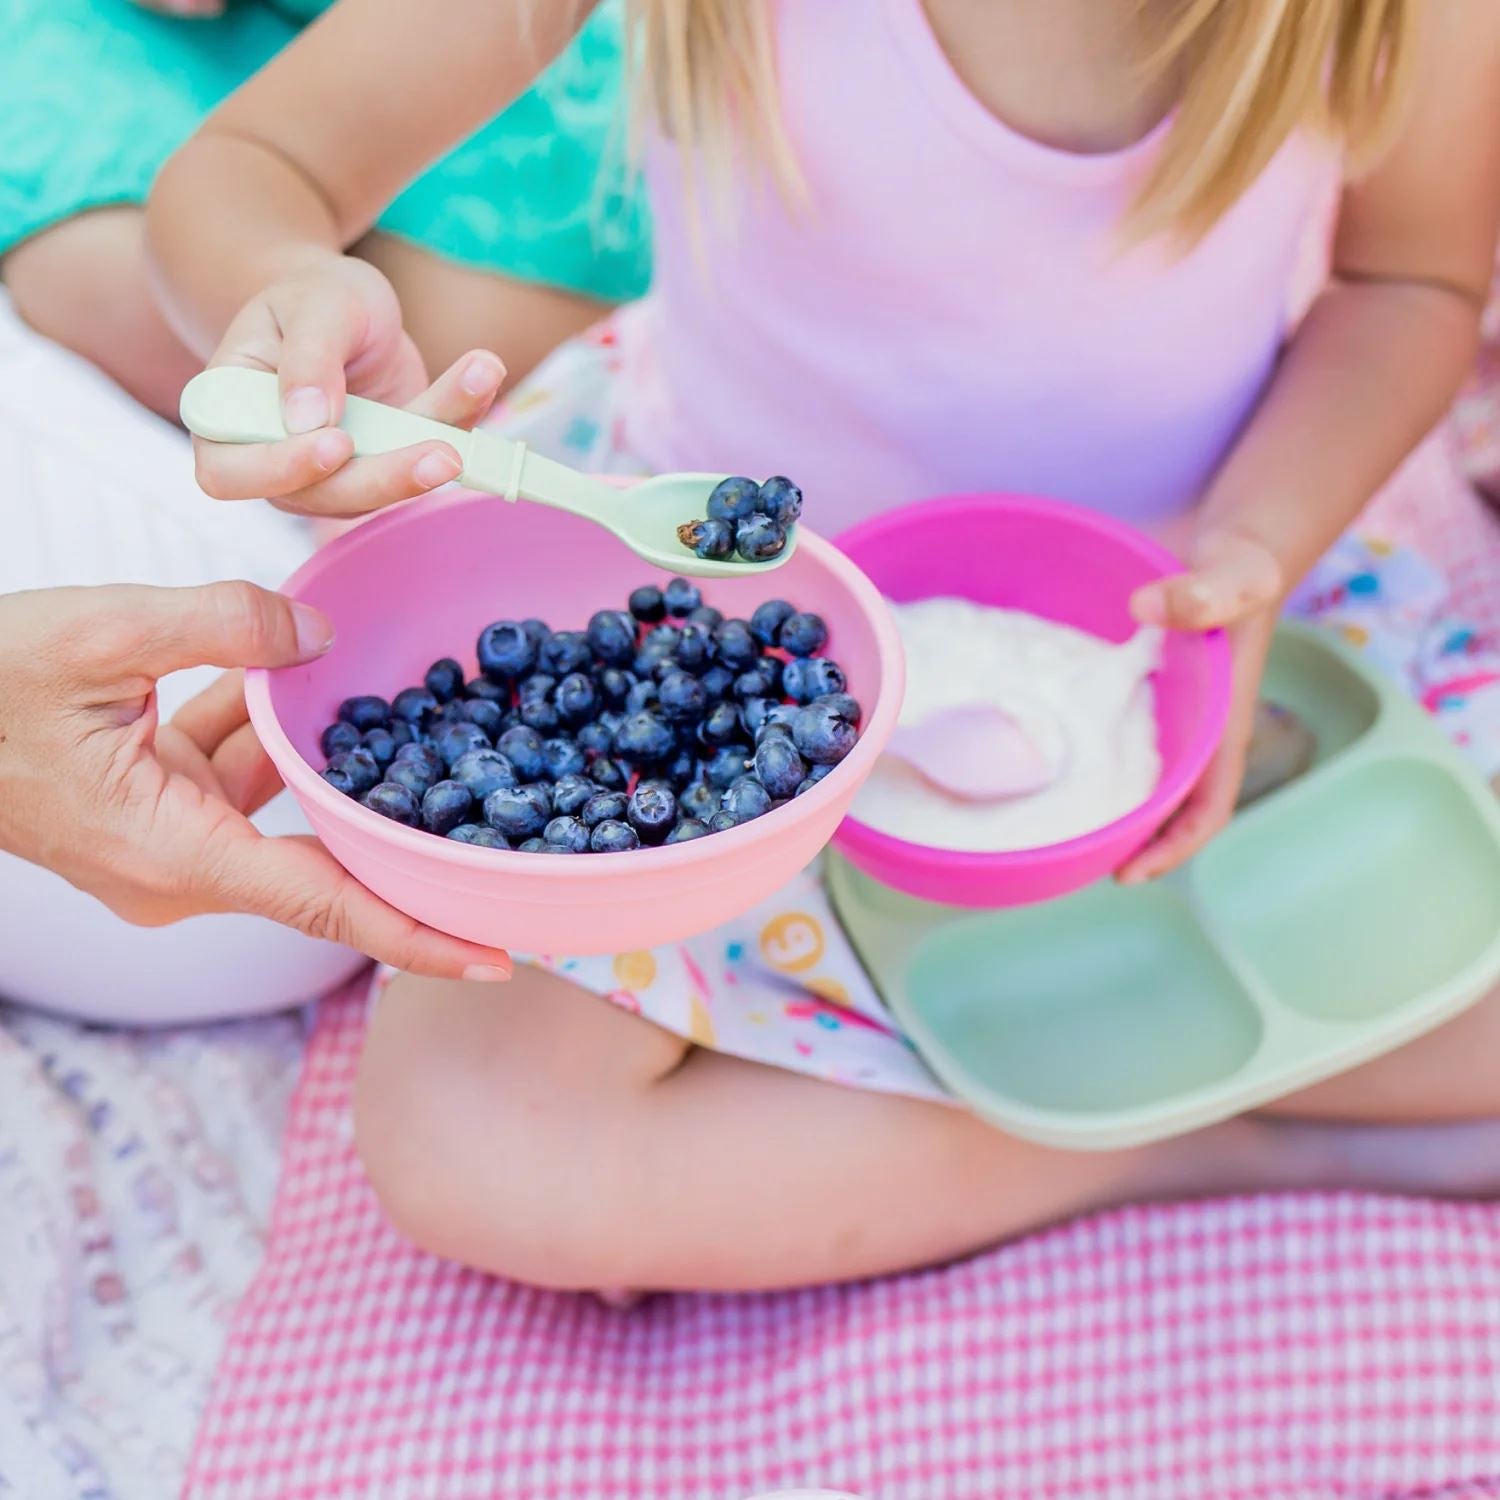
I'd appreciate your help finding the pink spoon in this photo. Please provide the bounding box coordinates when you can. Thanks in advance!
[885,703,1059,802]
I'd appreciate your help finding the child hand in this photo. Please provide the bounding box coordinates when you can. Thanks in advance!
[1116,530,1284,882]
[191,255,506,518]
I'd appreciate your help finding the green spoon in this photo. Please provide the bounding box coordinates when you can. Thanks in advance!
[179,367,798,579]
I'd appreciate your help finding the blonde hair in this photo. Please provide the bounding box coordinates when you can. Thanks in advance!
[626,0,1418,241]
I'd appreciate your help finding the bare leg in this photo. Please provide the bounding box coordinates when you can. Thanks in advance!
[355,233,610,387]
[354,968,1500,1294]
[3,208,199,420]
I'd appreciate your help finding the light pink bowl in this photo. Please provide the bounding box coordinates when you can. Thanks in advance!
[245,489,904,956]
[832,494,1233,908]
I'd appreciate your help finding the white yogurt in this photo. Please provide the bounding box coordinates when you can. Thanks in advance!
[854,598,1163,852]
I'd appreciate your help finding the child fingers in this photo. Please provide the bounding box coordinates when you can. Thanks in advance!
[406,351,507,431]
[1132,543,1283,632]
[193,429,355,501]
[276,289,365,433]
[264,443,463,517]
[170,670,249,756]
[1117,752,1244,883]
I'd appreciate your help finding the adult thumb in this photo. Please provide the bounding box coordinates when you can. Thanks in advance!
[66,581,335,685]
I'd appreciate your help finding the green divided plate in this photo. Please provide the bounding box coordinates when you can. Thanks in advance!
[827,623,1500,1150]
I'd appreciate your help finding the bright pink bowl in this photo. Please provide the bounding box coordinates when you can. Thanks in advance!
[831,494,1232,908]
[245,489,904,956]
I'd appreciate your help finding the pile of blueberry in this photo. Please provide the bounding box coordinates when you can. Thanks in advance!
[316,577,860,854]
[677,475,802,562]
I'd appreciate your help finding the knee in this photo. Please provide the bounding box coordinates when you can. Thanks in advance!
[352,1002,644,1289]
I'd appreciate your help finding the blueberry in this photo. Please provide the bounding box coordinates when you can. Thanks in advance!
[666,818,711,844]
[544,815,592,854]
[387,720,416,749]
[319,721,362,759]
[521,618,551,649]
[712,619,760,670]
[688,605,725,630]
[663,578,702,617]
[703,745,750,790]
[518,672,558,703]
[589,819,641,853]
[796,659,848,703]
[579,608,632,666]
[483,784,551,839]
[753,735,807,798]
[551,772,599,817]
[519,697,561,734]
[677,518,735,560]
[508,837,542,853]
[329,746,381,794]
[361,727,399,768]
[697,701,745,748]
[477,621,536,682]
[734,515,788,562]
[459,698,506,739]
[432,700,469,727]
[540,630,592,676]
[446,822,488,844]
[815,692,862,725]
[792,701,858,765]
[581,790,629,828]
[632,647,672,685]
[385,758,438,798]
[706,476,761,524]
[708,810,741,833]
[393,742,444,781]
[589,756,627,791]
[541,736,587,780]
[424,658,465,703]
[721,776,774,823]
[338,695,390,731]
[700,665,735,702]
[678,780,719,823]
[755,476,803,525]
[656,670,708,725]
[391,687,439,725]
[740,697,775,737]
[778,611,827,657]
[744,656,786,698]
[629,585,666,623]
[321,766,358,796]
[465,676,508,704]
[497,726,547,782]
[599,668,635,708]
[576,720,614,756]
[456,824,512,848]
[420,779,474,835]
[434,720,491,769]
[450,748,518,800]
[663,745,699,788]
[613,711,675,764]
[671,624,713,673]
[754,704,800,743]
[749,599,796,647]
[362,782,420,826]
[780,658,818,705]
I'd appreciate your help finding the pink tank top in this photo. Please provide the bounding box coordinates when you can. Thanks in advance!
[619,0,1339,536]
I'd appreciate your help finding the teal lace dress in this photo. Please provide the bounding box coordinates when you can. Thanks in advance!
[0,0,650,302]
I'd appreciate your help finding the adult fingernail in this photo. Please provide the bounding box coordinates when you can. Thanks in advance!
[314,430,351,471]
[461,355,503,397]
[284,386,330,434]
[414,449,461,489]
[292,602,336,657]
[462,963,512,983]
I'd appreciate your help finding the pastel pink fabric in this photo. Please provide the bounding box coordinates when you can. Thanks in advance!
[620,0,1339,537]
[185,988,1500,1500]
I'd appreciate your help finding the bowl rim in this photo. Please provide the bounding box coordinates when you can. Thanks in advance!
[830,491,1235,873]
[245,486,907,879]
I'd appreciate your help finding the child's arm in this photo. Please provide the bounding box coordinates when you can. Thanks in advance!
[146,0,592,515]
[1121,0,1500,881]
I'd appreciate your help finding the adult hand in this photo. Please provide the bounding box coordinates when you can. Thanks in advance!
[0,582,512,980]
[1116,529,1284,882]
[192,255,506,518]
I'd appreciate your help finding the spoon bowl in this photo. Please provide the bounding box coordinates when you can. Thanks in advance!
[886,702,1060,801]
[180,367,799,579]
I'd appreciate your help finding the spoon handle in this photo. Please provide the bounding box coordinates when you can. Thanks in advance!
[180,367,615,514]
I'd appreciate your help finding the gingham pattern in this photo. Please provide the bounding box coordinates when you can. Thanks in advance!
[184,988,1500,1500]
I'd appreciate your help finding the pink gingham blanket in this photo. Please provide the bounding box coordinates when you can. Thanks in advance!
[184,987,1500,1500]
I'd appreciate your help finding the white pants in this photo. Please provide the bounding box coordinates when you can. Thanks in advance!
[0,293,367,1023]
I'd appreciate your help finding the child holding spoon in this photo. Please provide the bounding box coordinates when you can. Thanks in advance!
[150,0,1500,1294]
